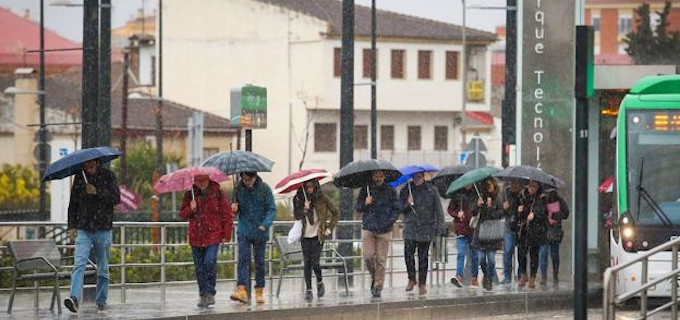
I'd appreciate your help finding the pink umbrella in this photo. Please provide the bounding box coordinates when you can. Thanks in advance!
[599,176,614,193]
[154,166,229,199]
[274,169,332,195]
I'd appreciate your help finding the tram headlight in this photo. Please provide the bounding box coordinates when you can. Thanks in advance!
[622,216,630,225]
[623,227,635,238]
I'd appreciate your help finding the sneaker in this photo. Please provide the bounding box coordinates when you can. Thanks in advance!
[483,278,493,292]
[500,278,512,285]
[64,297,78,313]
[418,284,427,295]
[96,303,107,312]
[451,276,463,288]
[540,275,548,286]
[197,295,207,308]
[371,287,381,298]
[470,278,478,288]
[305,289,314,301]
[317,281,325,298]
[204,294,215,306]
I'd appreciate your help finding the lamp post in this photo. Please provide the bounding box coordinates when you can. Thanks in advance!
[370,0,377,159]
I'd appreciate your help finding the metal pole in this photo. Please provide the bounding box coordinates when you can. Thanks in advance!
[156,0,164,208]
[99,0,111,147]
[38,0,47,220]
[245,129,252,151]
[672,245,678,319]
[641,260,648,319]
[82,0,99,149]
[461,0,467,149]
[370,0,377,159]
[287,13,293,174]
[121,50,130,185]
[340,0,356,285]
[502,0,517,168]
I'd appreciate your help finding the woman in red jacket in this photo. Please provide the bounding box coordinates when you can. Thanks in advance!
[180,174,233,308]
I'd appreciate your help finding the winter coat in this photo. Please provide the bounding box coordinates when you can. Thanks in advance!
[518,190,548,247]
[179,181,234,247]
[293,188,340,242]
[68,167,120,231]
[399,182,445,242]
[356,184,402,234]
[471,190,504,251]
[233,177,277,240]
[447,189,477,237]
[544,190,570,244]
[503,189,523,234]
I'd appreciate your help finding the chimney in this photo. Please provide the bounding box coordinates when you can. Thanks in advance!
[23,8,31,20]
[12,68,39,166]
[496,25,506,41]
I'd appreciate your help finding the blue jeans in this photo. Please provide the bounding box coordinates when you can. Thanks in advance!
[70,229,112,305]
[540,242,560,278]
[478,250,497,280]
[237,234,267,288]
[503,231,517,281]
[456,236,478,278]
[192,244,219,296]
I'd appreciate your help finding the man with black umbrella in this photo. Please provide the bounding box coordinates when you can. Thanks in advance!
[64,159,120,313]
[356,170,402,298]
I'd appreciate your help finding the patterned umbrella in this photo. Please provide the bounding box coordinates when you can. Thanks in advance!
[274,169,333,194]
[153,166,229,195]
[43,147,121,181]
[201,150,274,175]
[333,159,401,189]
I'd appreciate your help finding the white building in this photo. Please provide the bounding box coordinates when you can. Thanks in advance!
[162,0,498,184]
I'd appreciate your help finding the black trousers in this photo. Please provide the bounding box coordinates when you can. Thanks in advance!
[404,239,431,284]
[518,243,541,278]
[301,237,323,290]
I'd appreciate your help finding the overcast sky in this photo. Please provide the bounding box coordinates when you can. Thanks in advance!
[1,0,506,42]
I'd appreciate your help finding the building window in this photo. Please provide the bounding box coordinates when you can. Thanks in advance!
[380,125,394,150]
[592,16,601,33]
[619,16,633,35]
[354,125,368,149]
[408,126,421,151]
[314,123,337,152]
[446,51,459,80]
[363,49,378,79]
[418,50,432,79]
[333,47,342,78]
[434,126,448,151]
[203,148,219,159]
[391,49,405,79]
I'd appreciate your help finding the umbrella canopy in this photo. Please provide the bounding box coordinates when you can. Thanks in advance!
[599,176,614,193]
[274,168,333,194]
[388,164,438,187]
[493,165,560,188]
[153,166,229,194]
[333,159,401,189]
[43,147,121,181]
[446,166,501,196]
[431,165,473,198]
[201,150,274,175]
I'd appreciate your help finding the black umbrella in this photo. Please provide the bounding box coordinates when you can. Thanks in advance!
[333,159,401,189]
[493,165,560,188]
[431,165,473,198]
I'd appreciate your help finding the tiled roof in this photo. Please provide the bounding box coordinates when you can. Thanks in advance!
[254,0,496,42]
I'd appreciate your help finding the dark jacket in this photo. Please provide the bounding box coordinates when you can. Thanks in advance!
[293,187,340,242]
[67,167,120,231]
[503,189,523,234]
[471,188,504,251]
[399,182,445,242]
[356,184,402,234]
[447,189,477,237]
[544,190,570,243]
[180,181,234,247]
[518,189,548,247]
[234,177,277,240]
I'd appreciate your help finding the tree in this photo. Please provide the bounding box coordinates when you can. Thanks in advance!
[0,164,44,210]
[625,1,680,64]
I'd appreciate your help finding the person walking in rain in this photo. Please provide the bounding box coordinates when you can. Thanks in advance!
[539,188,570,286]
[64,159,120,313]
[516,181,547,289]
[449,184,479,288]
[230,171,277,304]
[399,172,445,295]
[356,170,402,298]
[293,180,340,301]
[471,178,503,291]
[501,181,523,285]
[180,174,233,307]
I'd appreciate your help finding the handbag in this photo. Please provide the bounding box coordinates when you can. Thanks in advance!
[469,214,480,229]
[287,220,303,244]
[477,219,505,242]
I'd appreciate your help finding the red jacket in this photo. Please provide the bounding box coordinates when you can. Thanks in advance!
[447,190,477,237]
[180,181,233,247]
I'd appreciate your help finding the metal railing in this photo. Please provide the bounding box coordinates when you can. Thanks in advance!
[0,220,501,305]
[603,236,680,320]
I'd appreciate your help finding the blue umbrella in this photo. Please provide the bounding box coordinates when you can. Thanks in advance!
[388,165,438,187]
[201,150,274,175]
[43,147,121,181]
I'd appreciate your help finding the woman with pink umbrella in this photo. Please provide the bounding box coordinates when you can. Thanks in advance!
[275,169,339,301]
[156,167,233,308]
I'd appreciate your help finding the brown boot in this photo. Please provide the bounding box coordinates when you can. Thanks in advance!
[528,276,536,289]
[518,274,528,288]
[406,280,417,292]
[418,284,427,295]
[553,270,559,286]
[230,285,248,304]
[470,278,479,288]
[540,275,547,285]
[255,287,265,304]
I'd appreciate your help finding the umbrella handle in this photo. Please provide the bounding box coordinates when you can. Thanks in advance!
[473,182,483,201]
[191,187,195,201]
[81,170,88,184]
[303,189,308,202]
[367,185,371,198]
[408,183,414,205]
